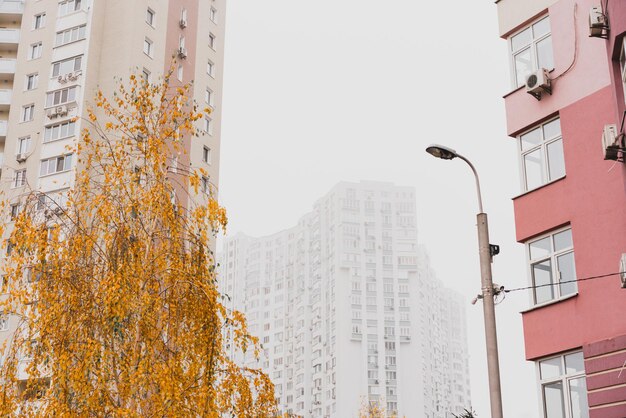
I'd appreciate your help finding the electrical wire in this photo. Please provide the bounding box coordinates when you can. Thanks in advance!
[503,271,625,294]
[552,3,579,81]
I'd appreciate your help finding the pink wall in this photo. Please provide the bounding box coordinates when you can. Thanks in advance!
[503,0,611,136]
[503,0,626,361]
[517,85,626,360]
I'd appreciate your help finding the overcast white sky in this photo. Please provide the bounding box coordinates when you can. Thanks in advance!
[218,0,537,416]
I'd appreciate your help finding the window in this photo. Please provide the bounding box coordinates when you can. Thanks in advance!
[22,104,34,122]
[537,351,589,418]
[10,203,21,220]
[202,146,211,163]
[207,60,214,77]
[141,68,151,82]
[177,64,183,81]
[209,33,216,49]
[34,13,46,29]
[210,7,217,23]
[17,136,31,155]
[40,154,73,176]
[205,88,214,106]
[519,118,565,191]
[46,86,77,107]
[204,117,213,135]
[58,0,82,17]
[620,38,626,103]
[143,37,153,57]
[181,8,187,24]
[55,25,86,46]
[44,120,76,142]
[0,313,7,331]
[146,8,155,26]
[179,35,185,49]
[29,42,42,60]
[26,73,38,90]
[509,16,553,88]
[13,169,26,188]
[52,55,83,77]
[527,227,576,305]
[201,176,210,194]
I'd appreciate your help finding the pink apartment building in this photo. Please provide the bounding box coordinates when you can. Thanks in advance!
[495,0,626,417]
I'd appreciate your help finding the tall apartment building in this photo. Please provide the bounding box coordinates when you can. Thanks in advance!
[495,0,626,417]
[219,181,471,418]
[0,0,224,220]
[0,0,225,375]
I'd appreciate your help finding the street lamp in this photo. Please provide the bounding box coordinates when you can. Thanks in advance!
[425,144,503,418]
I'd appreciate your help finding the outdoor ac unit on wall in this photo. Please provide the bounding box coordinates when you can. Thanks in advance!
[602,124,623,161]
[589,6,609,38]
[525,68,551,101]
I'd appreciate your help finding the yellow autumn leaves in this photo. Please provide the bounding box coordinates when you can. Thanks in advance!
[0,73,276,417]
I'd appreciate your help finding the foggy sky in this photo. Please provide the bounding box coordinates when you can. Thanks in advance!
[218,1,537,416]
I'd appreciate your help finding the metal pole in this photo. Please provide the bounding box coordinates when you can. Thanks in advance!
[477,212,504,418]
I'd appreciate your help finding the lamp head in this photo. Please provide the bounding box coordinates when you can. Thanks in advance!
[425,144,458,160]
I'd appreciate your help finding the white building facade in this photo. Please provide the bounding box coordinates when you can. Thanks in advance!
[220,181,471,417]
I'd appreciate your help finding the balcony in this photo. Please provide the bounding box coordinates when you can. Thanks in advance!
[0,89,12,109]
[0,29,19,48]
[0,0,24,16]
[0,58,16,77]
[0,120,7,138]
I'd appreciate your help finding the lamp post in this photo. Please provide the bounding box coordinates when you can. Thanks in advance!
[425,144,504,418]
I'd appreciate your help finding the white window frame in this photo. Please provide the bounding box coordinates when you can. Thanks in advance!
[33,13,46,30]
[536,350,589,418]
[205,117,213,135]
[210,7,217,23]
[205,88,214,107]
[143,37,153,57]
[40,154,73,177]
[21,104,34,122]
[518,117,565,192]
[52,55,83,77]
[146,8,155,27]
[25,73,38,91]
[55,24,87,47]
[209,33,216,50]
[526,226,576,306]
[16,136,30,155]
[141,68,151,82]
[508,15,553,88]
[202,146,211,164]
[44,120,76,143]
[177,64,183,81]
[45,86,78,108]
[207,60,214,77]
[13,169,26,188]
[29,42,42,60]
[58,0,82,17]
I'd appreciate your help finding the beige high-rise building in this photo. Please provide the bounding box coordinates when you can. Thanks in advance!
[0,0,225,363]
[0,0,225,216]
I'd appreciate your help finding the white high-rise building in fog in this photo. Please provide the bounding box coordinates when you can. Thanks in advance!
[219,181,471,417]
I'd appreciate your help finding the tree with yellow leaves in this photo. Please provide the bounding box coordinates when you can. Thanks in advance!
[0,73,276,416]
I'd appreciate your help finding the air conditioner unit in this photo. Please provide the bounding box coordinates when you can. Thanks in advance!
[56,105,68,116]
[589,6,609,38]
[16,153,26,163]
[602,124,622,161]
[179,18,187,28]
[526,68,552,100]
[178,47,187,59]
[620,254,626,288]
[67,72,79,81]
[47,108,59,118]
[57,75,67,83]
